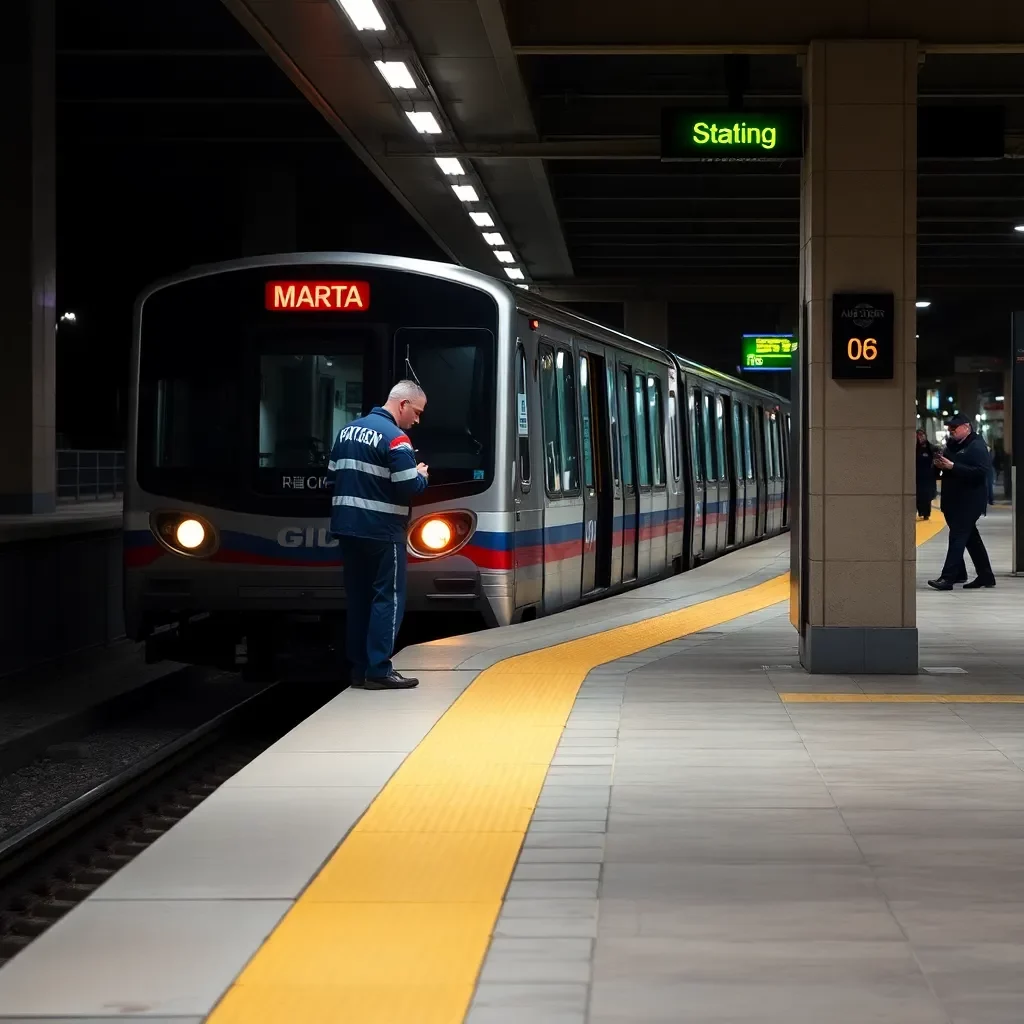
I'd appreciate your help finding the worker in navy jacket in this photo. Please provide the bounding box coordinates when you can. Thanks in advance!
[327,381,429,688]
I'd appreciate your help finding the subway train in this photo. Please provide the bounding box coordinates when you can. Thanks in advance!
[123,253,790,673]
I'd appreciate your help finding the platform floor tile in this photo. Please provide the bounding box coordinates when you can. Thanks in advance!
[0,900,289,1017]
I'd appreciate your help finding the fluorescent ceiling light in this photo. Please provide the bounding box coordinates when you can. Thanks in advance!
[452,185,479,202]
[494,250,515,264]
[435,157,465,176]
[481,232,505,246]
[469,211,494,227]
[405,110,442,134]
[504,267,525,281]
[915,300,931,308]
[515,283,529,290]
[1015,225,1024,232]
[374,61,415,89]
[337,0,386,31]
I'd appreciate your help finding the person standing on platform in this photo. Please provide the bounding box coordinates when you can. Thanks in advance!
[327,381,429,688]
[928,413,996,591]
[915,429,937,520]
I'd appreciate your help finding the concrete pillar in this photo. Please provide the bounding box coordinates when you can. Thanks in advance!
[623,300,668,347]
[795,40,918,674]
[0,0,56,513]
[241,164,297,256]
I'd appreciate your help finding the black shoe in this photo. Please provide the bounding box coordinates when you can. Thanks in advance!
[927,578,955,591]
[361,671,419,690]
[962,577,996,589]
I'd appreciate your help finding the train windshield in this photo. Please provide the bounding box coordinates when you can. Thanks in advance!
[136,264,498,512]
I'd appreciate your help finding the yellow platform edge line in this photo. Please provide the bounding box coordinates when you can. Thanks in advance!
[206,514,948,1024]
[206,573,790,1024]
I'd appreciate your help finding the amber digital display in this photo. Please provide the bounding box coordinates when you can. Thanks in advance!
[831,292,894,380]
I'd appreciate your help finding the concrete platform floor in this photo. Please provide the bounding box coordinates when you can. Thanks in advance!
[467,510,1024,1024]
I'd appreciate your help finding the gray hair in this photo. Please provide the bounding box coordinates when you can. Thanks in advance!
[388,380,426,403]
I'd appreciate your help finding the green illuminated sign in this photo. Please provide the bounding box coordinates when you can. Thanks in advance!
[661,109,804,161]
[741,334,795,372]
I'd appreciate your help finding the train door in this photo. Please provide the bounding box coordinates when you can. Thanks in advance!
[701,390,721,555]
[754,405,768,538]
[513,341,542,612]
[766,408,779,533]
[728,396,745,546]
[741,402,756,541]
[617,364,638,582]
[538,339,583,611]
[606,362,624,587]
[713,394,730,552]
[579,350,613,594]
[667,382,685,566]
[688,386,706,561]
[722,394,738,548]
[646,372,669,574]
[632,370,653,579]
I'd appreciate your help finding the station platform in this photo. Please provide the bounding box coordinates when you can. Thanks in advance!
[0,511,1020,1024]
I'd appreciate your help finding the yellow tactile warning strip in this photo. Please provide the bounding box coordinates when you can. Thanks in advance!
[782,693,1024,703]
[206,573,790,1024]
[207,513,950,1024]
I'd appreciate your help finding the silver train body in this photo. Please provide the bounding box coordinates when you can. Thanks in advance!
[124,253,789,670]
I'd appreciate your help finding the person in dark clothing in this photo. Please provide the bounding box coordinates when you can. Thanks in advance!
[327,381,429,688]
[928,413,996,591]
[915,429,937,520]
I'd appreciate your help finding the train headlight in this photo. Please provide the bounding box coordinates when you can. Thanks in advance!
[175,519,206,550]
[150,511,219,558]
[419,518,452,551]
[407,511,475,559]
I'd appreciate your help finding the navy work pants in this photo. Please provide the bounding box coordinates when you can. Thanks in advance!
[940,516,994,583]
[338,537,406,679]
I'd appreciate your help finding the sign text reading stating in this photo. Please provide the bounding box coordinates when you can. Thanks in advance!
[265,280,370,312]
[661,109,803,161]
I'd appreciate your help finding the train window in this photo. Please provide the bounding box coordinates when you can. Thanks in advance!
[555,348,580,493]
[539,345,562,493]
[668,390,680,481]
[607,365,621,487]
[730,400,742,482]
[763,410,776,479]
[647,376,665,488]
[579,355,594,489]
[689,389,702,481]
[772,413,783,479]
[515,345,531,488]
[258,352,363,469]
[633,374,651,489]
[618,369,634,488]
[714,396,727,482]
[742,404,754,480]
[701,392,716,480]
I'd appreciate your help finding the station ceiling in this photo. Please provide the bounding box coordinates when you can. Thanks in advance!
[58,0,1024,307]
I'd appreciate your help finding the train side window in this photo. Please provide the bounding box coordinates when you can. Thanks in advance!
[763,409,776,479]
[633,373,651,489]
[607,364,621,487]
[618,368,634,488]
[701,392,716,480]
[515,345,531,488]
[647,376,665,488]
[538,344,562,493]
[555,348,580,493]
[742,404,754,480]
[714,395,727,482]
[689,388,703,481]
[730,399,742,482]
[579,354,594,489]
[668,389,680,481]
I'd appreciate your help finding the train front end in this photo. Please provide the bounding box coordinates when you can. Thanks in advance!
[124,255,513,672]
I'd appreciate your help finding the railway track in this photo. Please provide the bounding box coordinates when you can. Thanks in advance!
[0,677,339,967]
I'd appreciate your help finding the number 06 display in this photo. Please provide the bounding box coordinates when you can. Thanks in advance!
[831,293,894,380]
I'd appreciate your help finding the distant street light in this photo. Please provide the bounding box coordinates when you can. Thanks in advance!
[60,311,76,323]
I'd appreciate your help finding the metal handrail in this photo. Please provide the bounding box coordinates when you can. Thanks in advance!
[56,449,124,503]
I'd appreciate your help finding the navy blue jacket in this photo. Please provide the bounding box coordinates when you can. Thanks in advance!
[327,406,427,542]
[939,430,989,524]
